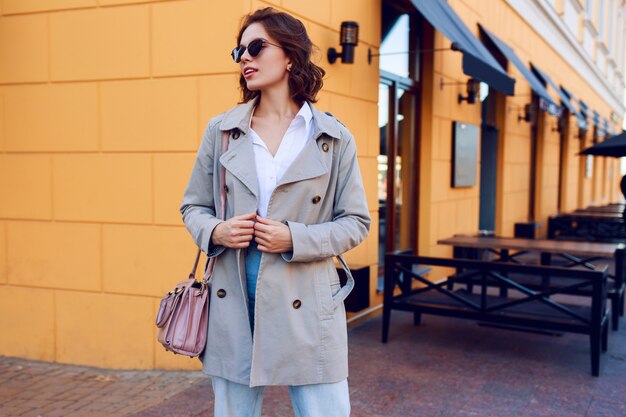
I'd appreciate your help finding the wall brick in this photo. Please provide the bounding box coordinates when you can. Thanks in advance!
[50,6,150,81]
[0,87,4,151]
[282,0,330,26]
[431,160,452,202]
[0,13,48,83]
[198,73,242,138]
[53,154,152,223]
[456,197,479,233]
[101,78,197,151]
[358,156,378,212]
[329,95,369,156]
[154,154,196,225]
[364,101,379,158]
[351,45,379,102]
[0,221,5,284]
[0,154,52,219]
[56,291,153,368]
[152,0,245,77]
[103,224,198,297]
[100,0,160,5]
[0,285,55,361]
[4,83,98,151]
[7,221,100,291]
[2,0,96,14]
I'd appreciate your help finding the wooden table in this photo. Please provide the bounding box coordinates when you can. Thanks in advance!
[438,235,623,257]
[575,207,624,214]
[437,235,625,330]
[566,211,623,218]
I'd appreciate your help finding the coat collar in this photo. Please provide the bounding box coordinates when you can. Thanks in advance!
[218,96,342,140]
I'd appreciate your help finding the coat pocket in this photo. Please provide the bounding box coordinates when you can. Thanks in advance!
[315,258,341,320]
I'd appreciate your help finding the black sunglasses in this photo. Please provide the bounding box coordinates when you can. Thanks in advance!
[231,38,282,63]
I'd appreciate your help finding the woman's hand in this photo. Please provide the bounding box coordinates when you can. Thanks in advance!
[254,215,293,253]
[211,212,256,248]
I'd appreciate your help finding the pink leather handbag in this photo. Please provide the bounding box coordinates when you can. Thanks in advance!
[156,131,229,357]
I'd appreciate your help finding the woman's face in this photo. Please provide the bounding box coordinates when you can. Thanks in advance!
[239,22,291,93]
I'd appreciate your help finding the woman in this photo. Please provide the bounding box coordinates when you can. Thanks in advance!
[180,7,370,417]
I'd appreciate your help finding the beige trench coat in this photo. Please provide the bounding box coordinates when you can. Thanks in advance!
[180,98,370,387]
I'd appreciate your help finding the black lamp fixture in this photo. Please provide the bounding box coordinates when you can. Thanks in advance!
[457,78,481,104]
[328,21,359,64]
[518,103,537,124]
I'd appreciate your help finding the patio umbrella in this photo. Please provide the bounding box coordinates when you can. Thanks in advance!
[579,131,626,157]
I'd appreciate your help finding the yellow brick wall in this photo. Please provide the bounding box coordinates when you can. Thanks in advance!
[0,0,380,370]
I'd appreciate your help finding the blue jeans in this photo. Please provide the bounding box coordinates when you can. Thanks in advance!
[211,376,351,417]
[244,242,262,332]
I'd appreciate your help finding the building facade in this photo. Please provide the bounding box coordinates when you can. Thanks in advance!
[0,0,624,370]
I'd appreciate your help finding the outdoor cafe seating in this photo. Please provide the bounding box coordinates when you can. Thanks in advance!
[382,210,626,377]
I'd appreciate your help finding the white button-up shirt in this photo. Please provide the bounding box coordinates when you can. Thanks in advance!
[249,102,314,217]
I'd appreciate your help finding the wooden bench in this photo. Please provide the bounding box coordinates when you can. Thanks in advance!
[382,254,610,376]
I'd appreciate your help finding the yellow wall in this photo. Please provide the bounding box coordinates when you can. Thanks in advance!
[560,118,582,213]
[0,0,380,370]
[0,0,622,370]
[426,0,623,258]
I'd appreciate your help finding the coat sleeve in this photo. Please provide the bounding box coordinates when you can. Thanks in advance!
[180,119,226,257]
[282,128,371,262]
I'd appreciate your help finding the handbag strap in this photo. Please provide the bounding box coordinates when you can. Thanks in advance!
[189,130,230,281]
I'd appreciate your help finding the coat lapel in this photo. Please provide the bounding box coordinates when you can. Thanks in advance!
[276,137,328,186]
[219,133,260,198]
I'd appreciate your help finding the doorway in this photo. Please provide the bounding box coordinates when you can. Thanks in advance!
[377,1,421,277]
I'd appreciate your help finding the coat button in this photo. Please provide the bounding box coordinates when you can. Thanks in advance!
[322,143,329,152]
[292,299,302,309]
[217,289,227,298]
[223,185,229,193]
[312,195,321,204]
[232,130,240,139]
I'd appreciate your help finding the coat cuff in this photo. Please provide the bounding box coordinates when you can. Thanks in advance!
[201,218,226,258]
[280,221,328,263]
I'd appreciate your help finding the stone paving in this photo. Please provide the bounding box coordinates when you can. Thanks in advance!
[1,311,625,417]
[0,357,205,417]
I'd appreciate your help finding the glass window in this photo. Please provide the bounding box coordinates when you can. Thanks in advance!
[380,14,410,78]
[586,0,594,17]
[598,0,605,37]
[607,0,614,50]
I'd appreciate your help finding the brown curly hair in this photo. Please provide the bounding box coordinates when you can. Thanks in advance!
[235,8,325,103]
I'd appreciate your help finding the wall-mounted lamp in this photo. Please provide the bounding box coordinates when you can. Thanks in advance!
[367,42,461,65]
[518,103,537,124]
[458,78,481,104]
[551,117,564,133]
[327,21,359,64]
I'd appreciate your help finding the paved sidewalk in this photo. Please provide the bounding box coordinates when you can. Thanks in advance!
[1,312,625,417]
[0,357,205,417]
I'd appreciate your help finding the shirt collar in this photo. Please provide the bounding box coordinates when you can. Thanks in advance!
[296,101,313,133]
